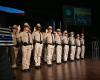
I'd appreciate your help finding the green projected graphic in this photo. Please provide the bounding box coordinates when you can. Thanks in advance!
[63,6,91,26]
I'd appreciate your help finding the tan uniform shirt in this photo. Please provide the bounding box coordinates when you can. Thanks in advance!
[46,33,54,44]
[62,36,69,44]
[55,34,62,44]
[19,31,33,44]
[32,31,43,43]
[12,32,19,45]
[69,36,75,45]
[80,38,85,45]
[43,32,47,43]
[76,38,81,46]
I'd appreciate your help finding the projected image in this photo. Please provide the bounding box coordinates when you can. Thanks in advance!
[63,7,74,25]
[63,6,92,26]
[74,8,91,26]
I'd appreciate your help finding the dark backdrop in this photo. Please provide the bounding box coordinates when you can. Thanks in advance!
[0,0,99,58]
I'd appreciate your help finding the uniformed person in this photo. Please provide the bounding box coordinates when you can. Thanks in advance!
[80,33,85,59]
[75,34,81,60]
[55,28,62,64]
[45,26,54,66]
[62,30,69,62]
[9,24,20,69]
[52,31,57,62]
[15,25,22,66]
[42,31,48,63]
[69,32,76,61]
[19,23,33,71]
[32,23,43,68]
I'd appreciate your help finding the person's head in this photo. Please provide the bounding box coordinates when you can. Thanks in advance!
[23,25,30,32]
[81,33,84,38]
[56,28,61,35]
[63,30,68,36]
[47,26,52,33]
[12,25,18,33]
[53,31,56,36]
[35,23,41,31]
[23,22,30,32]
[76,34,80,38]
[70,32,74,37]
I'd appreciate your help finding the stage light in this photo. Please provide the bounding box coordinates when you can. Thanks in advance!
[0,5,25,14]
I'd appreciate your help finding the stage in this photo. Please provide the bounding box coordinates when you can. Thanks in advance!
[14,59,100,80]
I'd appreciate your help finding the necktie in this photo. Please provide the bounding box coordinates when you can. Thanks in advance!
[51,34,53,43]
[40,32,41,42]
[27,32,30,43]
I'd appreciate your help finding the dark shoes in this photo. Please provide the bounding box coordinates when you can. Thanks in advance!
[35,66,41,69]
[70,60,74,62]
[47,64,52,67]
[21,69,30,72]
[56,63,61,65]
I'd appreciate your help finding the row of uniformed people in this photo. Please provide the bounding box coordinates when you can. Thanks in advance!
[9,22,85,71]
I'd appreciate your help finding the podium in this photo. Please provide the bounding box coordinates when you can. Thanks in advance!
[0,27,15,80]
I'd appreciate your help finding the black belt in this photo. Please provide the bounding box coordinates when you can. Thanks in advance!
[64,44,69,45]
[22,42,32,46]
[76,46,81,47]
[47,43,54,45]
[81,44,85,46]
[56,44,62,45]
[35,41,42,44]
[71,45,75,46]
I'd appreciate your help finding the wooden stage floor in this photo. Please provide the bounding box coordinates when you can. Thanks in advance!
[13,59,100,80]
